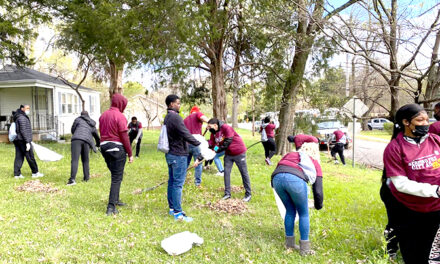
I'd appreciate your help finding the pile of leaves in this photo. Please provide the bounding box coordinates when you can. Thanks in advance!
[217,186,244,193]
[205,199,248,215]
[15,180,61,194]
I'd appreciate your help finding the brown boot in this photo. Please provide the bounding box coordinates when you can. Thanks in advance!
[285,236,300,250]
[299,240,315,256]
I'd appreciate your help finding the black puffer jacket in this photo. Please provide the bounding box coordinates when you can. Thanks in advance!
[71,113,100,152]
[13,109,32,143]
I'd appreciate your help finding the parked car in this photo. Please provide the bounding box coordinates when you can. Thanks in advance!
[315,120,352,150]
[367,118,391,130]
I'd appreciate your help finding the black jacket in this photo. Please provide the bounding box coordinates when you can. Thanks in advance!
[13,109,32,143]
[71,114,100,152]
[165,108,200,156]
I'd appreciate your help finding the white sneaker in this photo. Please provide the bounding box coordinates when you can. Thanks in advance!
[334,160,340,165]
[215,172,224,176]
[32,172,44,178]
[14,175,24,179]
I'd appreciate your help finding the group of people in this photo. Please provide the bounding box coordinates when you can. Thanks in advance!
[17,93,440,261]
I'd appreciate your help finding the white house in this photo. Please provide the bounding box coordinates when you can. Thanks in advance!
[0,65,100,142]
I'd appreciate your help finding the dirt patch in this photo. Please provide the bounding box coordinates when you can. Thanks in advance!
[15,180,62,194]
[205,199,248,215]
[217,186,244,193]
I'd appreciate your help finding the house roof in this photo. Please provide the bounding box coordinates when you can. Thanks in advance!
[0,65,96,92]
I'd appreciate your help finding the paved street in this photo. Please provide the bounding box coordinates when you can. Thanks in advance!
[343,138,388,168]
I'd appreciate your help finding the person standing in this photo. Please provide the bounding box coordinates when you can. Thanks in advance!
[260,116,277,165]
[183,106,209,187]
[330,129,346,165]
[287,134,319,150]
[12,104,43,179]
[67,111,100,186]
[164,95,202,222]
[99,94,133,216]
[428,102,440,135]
[207,118,252,202]
[271,142,323,255]
[128,117,143,158]
[383,103,440,263]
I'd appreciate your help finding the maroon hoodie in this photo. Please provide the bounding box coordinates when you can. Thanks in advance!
[99,93,132,157]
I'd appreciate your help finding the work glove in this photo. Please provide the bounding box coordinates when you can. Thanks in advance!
[134,140,138,145]
[214,146,219,152]
[26,143,31,152]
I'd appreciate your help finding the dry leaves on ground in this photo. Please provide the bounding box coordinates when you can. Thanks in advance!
[217,186,244,193]
[15,180,62,194]
[205,199,248,215]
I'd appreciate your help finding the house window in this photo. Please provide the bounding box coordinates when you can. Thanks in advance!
[89,95,95,114]
[61,93,67,114]
[60,93,76,114]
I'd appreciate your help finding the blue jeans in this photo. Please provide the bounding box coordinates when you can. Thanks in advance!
[187,144,202,186]
[166,153,188,213]
[214,151,225,172]
[273,173,309,240]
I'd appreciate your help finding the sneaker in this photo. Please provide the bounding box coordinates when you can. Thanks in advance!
[334,160,340,165]
[243,194,252,202]
[116,201,127,207]
[168,209,174,216]
[203,165,210,170]
[106,207,119,216]
[66,179,76,186]
[32,172,44,178]
[265,158,272,165]
[215,171,224,176]
[222,194,231,200]
[174,212,193,222]
[14,175,24,179]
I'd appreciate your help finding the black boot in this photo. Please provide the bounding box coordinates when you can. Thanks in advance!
[106,207,119,216]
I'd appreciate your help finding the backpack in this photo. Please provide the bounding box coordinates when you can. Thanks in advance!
[157,119,169,153]
[8,122,17,142]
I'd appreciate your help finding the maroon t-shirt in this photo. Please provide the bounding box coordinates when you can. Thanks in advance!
[334,130,345,142]
[265,124,276,138]
[429,121,440,136]
[294,134,318,149]
[184,112,204,135]
[384,133,440,212]
[220,123,247,156]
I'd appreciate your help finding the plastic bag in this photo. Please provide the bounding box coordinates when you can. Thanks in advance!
[8,122,17,142]
[161,231,204,256]
[192,134,216,161]
[157,125,169,153]
[31,142,63,162]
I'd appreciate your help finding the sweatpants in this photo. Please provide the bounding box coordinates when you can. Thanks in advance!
[331,143,345,165]
[101,142,127,210]
[129,133,142,157]
[223,153,251,196]
[70,140,90,181]
[262,137,276,159]
[13,140,38,176]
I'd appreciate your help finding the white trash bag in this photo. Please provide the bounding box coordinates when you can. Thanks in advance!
[31,142,63,162]
[161,231,204,256]
[192,134,216,161]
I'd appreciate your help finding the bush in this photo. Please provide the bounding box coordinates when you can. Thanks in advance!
[383,122,393,135]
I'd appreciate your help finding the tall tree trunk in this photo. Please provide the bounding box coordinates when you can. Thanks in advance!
[109,59,124,98]
[211,59,227,120]
[424,30,440,108]
[388,0,399,121]
[276,0,321,155]
[231,53,240,128]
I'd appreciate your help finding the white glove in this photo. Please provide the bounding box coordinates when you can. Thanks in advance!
[134,140,138,145]
[26,143,31,152]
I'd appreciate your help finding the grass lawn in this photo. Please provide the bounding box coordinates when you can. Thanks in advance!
[0,128,393,263]
[359,130,392,141]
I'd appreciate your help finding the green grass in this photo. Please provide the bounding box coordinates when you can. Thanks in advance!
[359,130,391,141]
[0,129,393,263]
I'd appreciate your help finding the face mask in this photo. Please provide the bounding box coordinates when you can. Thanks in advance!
[209,128,217,134]
[435,113,440,121]
[25,110,30,115]
[412,125,429,137]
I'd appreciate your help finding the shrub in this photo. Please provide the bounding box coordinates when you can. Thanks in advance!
[383,122,393,135]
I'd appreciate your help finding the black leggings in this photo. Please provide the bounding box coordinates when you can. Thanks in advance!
[379,182,400,256]
[262,137,276,159]
[331,143,345,165]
